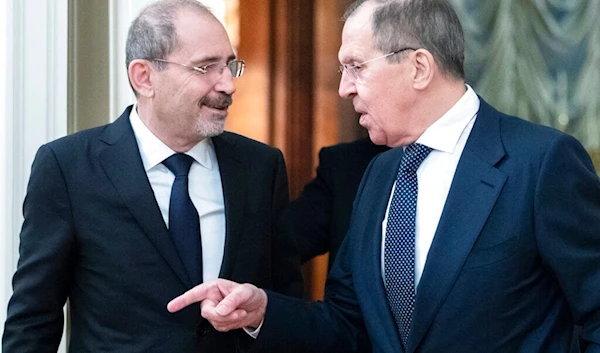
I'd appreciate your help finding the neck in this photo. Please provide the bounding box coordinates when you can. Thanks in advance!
[421,77,466,124]
[387,78,466,148]
[136,101,203,153]
[415,78,467,135]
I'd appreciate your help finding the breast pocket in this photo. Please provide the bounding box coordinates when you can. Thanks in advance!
[462,235,519,270]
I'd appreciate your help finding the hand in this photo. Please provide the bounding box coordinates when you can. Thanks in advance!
[167,279,268,332]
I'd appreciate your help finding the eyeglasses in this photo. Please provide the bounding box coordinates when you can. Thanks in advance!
[151,58,246,78]
[338,47,417,81]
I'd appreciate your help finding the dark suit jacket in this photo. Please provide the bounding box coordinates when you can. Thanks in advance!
[2,106,303,353]
[291,138,389,268]
[251,99,600,352]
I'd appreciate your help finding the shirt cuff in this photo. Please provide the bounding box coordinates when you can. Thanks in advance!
[242,319,264,339]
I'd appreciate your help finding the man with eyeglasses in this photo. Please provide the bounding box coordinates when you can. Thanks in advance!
[2,0,302,352]
[166,0,600,352]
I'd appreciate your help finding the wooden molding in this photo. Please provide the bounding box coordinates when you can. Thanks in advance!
[269,0,315,200]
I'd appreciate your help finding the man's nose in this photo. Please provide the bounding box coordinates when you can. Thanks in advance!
[215,68,236,95]
[338,71,356,99]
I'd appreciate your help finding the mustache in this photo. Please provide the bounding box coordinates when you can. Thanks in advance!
[201,94,232,109]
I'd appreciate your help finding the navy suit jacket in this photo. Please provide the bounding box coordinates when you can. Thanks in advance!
[252,99,600,352]
[292,138,389,268]
[2,106,303,352]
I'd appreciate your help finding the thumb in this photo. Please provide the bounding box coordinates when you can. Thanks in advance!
[215,284,253,316]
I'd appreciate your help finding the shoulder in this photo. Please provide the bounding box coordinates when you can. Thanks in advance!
[497,111,574,157]
[475,100,592,174]
[473,98,577,162]
[42,124,112,159]
[216,131,279,150]
[214,131,283,160]
[477,97,565,149]
[43,106,133,157]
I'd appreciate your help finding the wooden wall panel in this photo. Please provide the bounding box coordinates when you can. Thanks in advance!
[270,0,314,200]
[270,0,317,300]
[230,0,316,199]
[313,0,341,157]
[303,0,358,300]
[232,0,361,300]
[226,0,271,143]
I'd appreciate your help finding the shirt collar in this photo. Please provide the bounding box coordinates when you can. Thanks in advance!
[129,104,213,171]
[416,84,480,153]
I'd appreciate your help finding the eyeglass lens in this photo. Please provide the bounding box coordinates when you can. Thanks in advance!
[229,60,245,78]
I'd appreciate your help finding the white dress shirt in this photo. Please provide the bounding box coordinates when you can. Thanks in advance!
[382,85,480,289]
[129,105,226,282]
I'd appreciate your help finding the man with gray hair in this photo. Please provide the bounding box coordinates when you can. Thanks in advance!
[167,0,600,352]
[2,0,302,351]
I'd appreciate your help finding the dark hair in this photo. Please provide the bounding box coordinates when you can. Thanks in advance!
[344,0,465,79]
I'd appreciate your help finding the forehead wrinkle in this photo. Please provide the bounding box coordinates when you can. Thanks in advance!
[340,2,377,63]
[340,27,375,63]
[172,9,233,63]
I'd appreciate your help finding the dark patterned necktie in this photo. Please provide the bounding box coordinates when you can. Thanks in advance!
[384,143,432,348]
[163,153,203,285]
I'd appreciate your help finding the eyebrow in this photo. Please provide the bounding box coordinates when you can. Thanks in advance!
[339,51,362,64]
[191,54,237,66]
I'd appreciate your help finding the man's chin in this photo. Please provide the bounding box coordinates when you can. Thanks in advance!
[207,128,225,137]
[367,131,386,146]
[197,122,226,138]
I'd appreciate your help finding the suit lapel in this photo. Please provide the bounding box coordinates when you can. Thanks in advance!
[356,148,407,353]
[212,133,247,279]
[408,99,507,352]
[97,106,192,288]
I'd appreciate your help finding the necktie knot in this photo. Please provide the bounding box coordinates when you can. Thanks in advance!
[400,143,432,174]
[163,153,195,177]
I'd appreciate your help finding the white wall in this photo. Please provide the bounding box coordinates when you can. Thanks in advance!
[108,0,153,121]
[0,0,12,333]
[2,0,69,351]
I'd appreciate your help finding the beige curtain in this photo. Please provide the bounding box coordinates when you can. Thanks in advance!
[449,0,600,163]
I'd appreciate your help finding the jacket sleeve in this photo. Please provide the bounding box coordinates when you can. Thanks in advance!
[534,133,600,352]
[250,240,371,353]
[2,145,75,352]
[290,147,335,263]
[247,154,381,353]
[270,150,304,298]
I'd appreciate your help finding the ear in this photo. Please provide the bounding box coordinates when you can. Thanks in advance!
[128,59,155,98]
[411,49,435,90]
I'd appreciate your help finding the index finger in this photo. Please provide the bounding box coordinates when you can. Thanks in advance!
[167,283,212,313]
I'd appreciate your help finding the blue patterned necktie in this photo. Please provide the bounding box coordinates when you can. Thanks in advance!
[384,143,432,349]
[163,153,203,285]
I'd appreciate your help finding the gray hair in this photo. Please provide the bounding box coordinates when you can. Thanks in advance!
[125,0,214,93]
[344,0,465,80]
